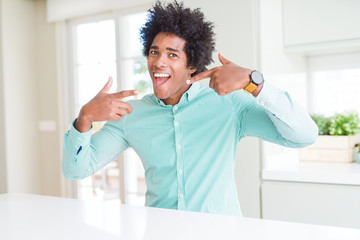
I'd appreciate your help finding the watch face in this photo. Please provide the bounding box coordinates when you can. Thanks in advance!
[251,71,264,85]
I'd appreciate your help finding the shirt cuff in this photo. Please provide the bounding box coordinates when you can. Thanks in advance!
[69,118,92,147]
[255,81,281,108]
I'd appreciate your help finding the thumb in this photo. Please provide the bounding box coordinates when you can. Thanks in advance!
[218,52,231,65]
[99,77,113,94]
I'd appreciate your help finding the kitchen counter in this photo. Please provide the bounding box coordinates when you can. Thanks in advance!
[1,193,360,240]
[262,152,360,185]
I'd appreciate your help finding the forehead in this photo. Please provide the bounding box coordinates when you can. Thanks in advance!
[151,32,187,51]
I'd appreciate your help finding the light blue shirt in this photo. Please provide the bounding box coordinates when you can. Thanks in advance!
[62,82,317,216]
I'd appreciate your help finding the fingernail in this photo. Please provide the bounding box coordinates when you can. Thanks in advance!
[186,80,191,84]
[134,90,139,95]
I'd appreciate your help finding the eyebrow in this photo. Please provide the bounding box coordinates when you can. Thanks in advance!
[150,46,180,53]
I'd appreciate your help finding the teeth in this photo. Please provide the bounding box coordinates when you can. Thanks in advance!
[154,73,170,78]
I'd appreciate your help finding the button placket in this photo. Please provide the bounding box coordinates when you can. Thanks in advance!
[173,105,185,209]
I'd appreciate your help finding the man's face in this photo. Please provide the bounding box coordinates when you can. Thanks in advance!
[147,32,196,105]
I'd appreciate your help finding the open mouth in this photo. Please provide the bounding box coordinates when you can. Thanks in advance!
[153,72,171,86]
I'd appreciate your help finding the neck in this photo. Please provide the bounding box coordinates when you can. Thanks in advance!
[162,84,191,106]
[163,98,179,106]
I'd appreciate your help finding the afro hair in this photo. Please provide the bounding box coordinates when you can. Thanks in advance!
[140,1,215,77]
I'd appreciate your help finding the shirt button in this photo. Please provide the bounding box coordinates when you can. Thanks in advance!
[77,137,83,141]
[260,101,265,106]
[179,194,184,199]
[177,145,181,150]
[178,169,183,174]
[174,122,179,127]
[173,106,178,111]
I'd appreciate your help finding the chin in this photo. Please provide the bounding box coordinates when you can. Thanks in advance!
[153,89,169,100]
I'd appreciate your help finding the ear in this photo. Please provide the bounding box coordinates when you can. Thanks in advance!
[189,66,197,75]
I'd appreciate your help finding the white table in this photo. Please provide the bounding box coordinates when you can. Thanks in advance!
[1,193,360,240]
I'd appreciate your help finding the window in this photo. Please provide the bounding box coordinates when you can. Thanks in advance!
[74,20,118,111]
[308,52,360,116]
[68,10,151,204]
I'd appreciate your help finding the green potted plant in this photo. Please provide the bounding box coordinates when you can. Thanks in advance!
[329,112,360,136]
[311,114,332,135]
[299,112,360,163]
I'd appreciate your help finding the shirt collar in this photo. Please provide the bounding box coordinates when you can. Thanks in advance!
[155,83,200,107]
[186,82,200,102]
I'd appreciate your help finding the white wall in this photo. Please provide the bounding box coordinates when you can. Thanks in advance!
[260,0,306,76]
[35,0,61,196]
[0,0,61,195]
[1,0,40,193]
[0,0,7,194]
[183,0,258,68]
[259,0,308,109]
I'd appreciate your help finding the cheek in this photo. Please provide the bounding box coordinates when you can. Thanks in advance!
[183,68,192,79]
[174,62,190,77]
[174,69,189,82]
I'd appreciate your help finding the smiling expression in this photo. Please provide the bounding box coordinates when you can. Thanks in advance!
[147,32,196,105]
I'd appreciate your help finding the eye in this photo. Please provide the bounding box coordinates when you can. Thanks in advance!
[169,53,178,58]
[150,50,158,55]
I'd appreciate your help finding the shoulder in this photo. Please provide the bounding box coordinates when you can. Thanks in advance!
[191,83,220,102]
[125,93,162,119]
[194,83,254,106]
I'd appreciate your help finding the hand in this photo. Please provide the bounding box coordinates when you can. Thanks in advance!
[75,77,138,132]
[187,53,256,96]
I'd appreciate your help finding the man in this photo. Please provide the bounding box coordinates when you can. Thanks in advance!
[62,1,317,216]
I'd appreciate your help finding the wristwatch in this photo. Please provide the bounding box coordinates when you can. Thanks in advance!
[244,70,264,94]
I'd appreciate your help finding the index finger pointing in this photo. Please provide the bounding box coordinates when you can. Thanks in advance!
[187,68,216,84]
[112,90,139,99]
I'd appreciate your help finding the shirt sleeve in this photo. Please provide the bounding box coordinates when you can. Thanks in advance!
[62,117,129,180]
[230,81,318,148]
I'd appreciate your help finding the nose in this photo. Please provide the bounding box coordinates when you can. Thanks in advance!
[154,54,168,68]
